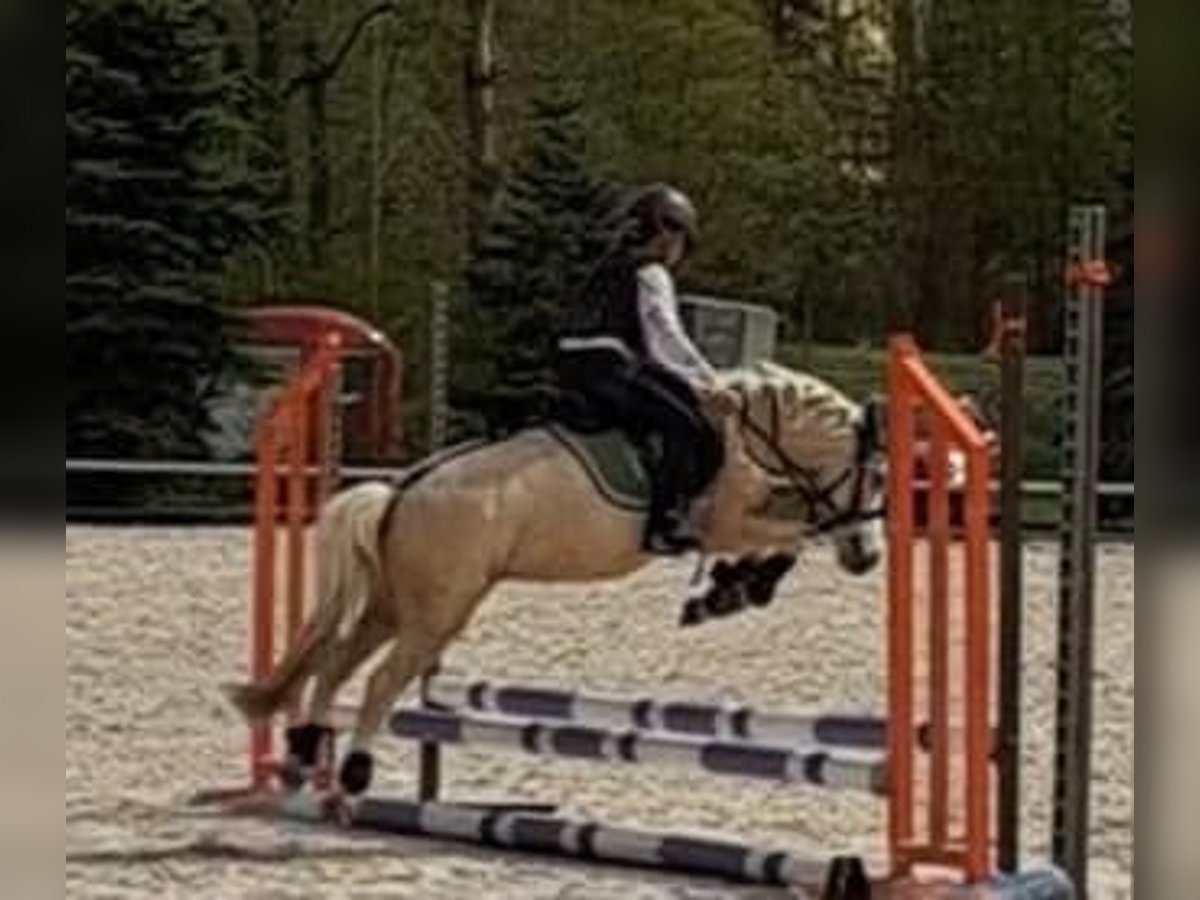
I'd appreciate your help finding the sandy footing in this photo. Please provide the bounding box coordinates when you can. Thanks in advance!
[67,528,1133,899]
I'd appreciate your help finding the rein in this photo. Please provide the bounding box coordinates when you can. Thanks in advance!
[729,385,882,537]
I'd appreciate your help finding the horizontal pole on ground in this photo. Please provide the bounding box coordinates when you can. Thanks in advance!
[222,790,1074,897]
[270,792,845,890]
[389,708,889,795]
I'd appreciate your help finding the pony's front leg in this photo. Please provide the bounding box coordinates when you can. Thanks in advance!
[680,545,798,628]
[701,416,770,555]
[684,471,803,627]
[721,514,802,609]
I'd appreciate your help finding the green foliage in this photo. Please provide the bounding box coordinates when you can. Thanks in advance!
[64,0,1133,468]
[888,0,1134,351]
[67,0,275,458]
[778,341,1065,480]
[503,1,851,307]
[453,96,619,437]
[783,334,1131,523]
[218,0,1130,367]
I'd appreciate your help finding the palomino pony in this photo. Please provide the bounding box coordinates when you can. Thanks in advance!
[224,361,886,797]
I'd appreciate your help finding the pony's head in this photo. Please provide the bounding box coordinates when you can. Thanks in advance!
[721,361,886,576]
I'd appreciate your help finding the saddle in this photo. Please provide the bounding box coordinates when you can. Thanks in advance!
[544,421,654,514]
[543,384,723,516]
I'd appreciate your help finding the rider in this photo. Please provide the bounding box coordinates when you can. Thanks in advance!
[557,184,725,555]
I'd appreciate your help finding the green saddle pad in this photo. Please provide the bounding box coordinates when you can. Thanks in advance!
[544,424,653,514]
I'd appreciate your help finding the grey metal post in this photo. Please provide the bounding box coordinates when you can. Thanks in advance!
[997,273,1028,874]
[419,281,452,801]
[1052,205,1106,897]
[428,281,451,453]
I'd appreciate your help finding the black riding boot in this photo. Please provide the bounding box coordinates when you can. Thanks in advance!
[643,492,701,555]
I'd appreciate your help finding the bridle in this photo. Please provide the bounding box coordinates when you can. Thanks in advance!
[730,385,885,537]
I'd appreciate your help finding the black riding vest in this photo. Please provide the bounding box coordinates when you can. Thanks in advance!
[565,252,648,359]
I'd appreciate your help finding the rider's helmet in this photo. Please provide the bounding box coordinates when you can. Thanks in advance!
[623,183,700,252]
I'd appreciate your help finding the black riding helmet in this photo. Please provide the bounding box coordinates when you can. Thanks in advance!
[624,183,700,252]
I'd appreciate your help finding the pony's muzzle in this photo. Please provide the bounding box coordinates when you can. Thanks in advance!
[837,533,882,576]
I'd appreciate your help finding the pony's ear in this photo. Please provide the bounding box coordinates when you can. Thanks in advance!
[755,360,789,380]
[779,380,802,420]
[864,396,883,448]
[860,394,887,454]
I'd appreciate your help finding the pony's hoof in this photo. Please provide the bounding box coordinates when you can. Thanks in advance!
[706,584,748,619]
[279,756,308,792]
[321,792,357,828]
[746,554,797,608]
[286,724,336,769]
[709,559,743,586]
[679,599,706,628]
[746,577,780,608]
[339,751,375,796]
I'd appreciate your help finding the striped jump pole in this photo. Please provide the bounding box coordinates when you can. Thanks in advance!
[267,792,865,891]
[247,793,1072,898]
[426,672,893,751]
[389,708,889,795]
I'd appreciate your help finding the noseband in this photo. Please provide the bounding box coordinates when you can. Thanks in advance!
[731,386,884,537]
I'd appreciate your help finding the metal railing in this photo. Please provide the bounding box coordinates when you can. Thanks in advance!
[65,457,1134,499]
[65,458,399,482]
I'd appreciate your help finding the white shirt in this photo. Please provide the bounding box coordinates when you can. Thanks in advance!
[637,263,718,388]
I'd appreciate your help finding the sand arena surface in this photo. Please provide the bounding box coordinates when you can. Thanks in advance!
[67,528,1133,899]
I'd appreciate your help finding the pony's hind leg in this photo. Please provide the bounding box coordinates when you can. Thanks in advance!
[309,615,393,725]
[337,580,485,798]
[337,629,443,796]
[283,614,393,789]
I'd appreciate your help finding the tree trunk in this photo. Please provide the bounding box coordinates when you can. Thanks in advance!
[770,1,788,44]
[888,0,922,333]
[297,1,399,274]
[305,51,330,269]
[465,0,499,255]
[301,0,332,271]
[369,17,387,320]
[255,0,292,224]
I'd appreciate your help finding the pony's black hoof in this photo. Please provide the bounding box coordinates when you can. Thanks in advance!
[679,599,707,628]
[706,584,748,619]
[279,756,308,792]
[820,855,872,900]
[761,552,798,581]
[339,751,375,796]
[681,600,715,628]
[709,559,743,586]
[282,724,335,791]
[286,724,335,769]
[746,554,798,608]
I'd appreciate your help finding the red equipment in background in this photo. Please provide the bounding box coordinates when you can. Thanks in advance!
[240,305,403,463]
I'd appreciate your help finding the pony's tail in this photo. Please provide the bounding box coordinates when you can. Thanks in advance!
[222,482,397,724]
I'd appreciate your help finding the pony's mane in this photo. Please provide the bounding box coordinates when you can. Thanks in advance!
[718,361,861,440]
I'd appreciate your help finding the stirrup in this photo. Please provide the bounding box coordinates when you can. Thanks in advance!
[642,520,701,556]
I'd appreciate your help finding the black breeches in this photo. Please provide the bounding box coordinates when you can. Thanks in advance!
[621,365,720,502]
[558,346,721,509]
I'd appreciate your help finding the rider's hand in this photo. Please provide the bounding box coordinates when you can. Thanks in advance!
[698,386,741,417]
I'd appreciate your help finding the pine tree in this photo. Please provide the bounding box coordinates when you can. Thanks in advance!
[67,0,275,459]
[454,96,620,437]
